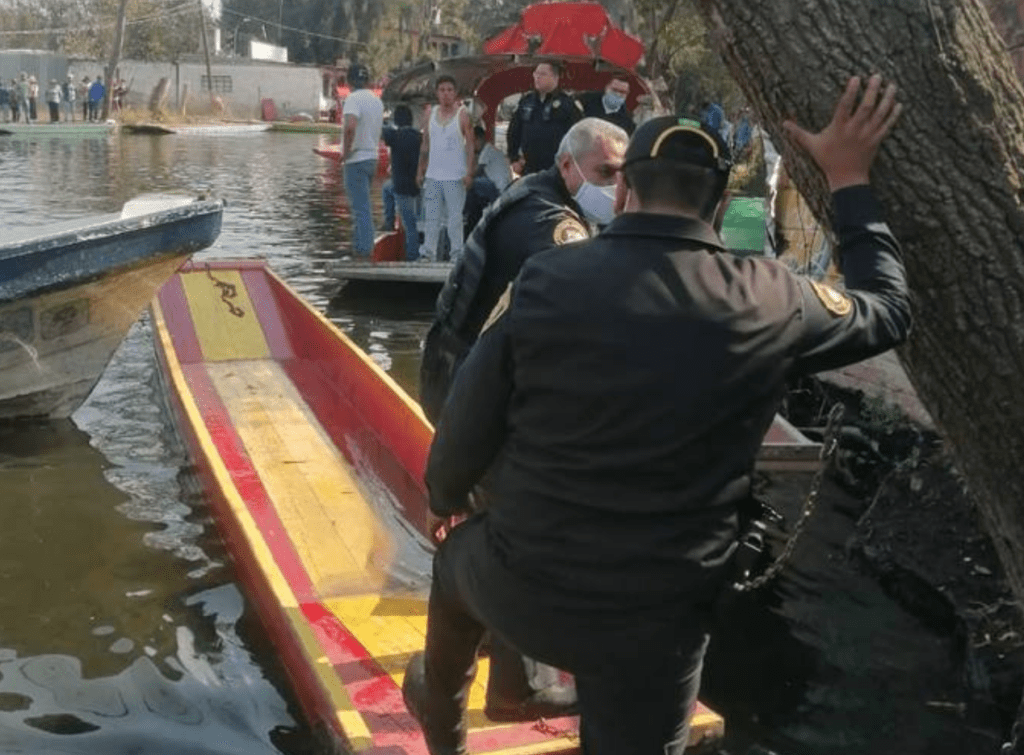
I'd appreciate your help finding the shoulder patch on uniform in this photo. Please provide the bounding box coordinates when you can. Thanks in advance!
[481,284,512,334]
[809,280,853,317]
[553,218,588,245]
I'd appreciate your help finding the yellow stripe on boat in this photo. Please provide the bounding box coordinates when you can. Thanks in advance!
[180,269,270,361]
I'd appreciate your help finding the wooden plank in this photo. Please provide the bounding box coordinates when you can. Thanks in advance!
[326,260,452,284]
[209,359,395,597]
[180,269,269,361]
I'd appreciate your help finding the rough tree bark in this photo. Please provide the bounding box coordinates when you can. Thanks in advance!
[696,0,1024,736]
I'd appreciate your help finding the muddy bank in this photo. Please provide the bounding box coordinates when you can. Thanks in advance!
[702,375,1022,755]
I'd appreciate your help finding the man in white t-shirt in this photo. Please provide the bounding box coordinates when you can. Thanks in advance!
[464,125,512,231]
[342,62,384,257]
[416,75,474,263]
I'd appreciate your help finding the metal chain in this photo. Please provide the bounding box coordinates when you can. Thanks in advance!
[205,264,245,318]
[732,403,845,592]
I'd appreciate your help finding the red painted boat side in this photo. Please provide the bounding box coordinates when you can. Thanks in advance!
[151,261,725,754]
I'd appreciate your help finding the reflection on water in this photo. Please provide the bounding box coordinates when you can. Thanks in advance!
[0,131,427,753]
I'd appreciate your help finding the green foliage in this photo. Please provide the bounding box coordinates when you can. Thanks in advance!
[633,0,741,114]
[0,0,202,60]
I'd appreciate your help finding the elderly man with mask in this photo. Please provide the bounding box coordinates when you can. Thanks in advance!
[419,116,628,424]
[415,116,628,739]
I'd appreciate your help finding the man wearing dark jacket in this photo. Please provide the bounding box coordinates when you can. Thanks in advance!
[382,104,422,260]
[506,61,581,175]
[578,75,635,135]
[419,117,628,423]
[404,76,910,755]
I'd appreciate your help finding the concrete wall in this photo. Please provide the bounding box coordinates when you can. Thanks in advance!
[0,51,69,89]
[68,55,325,120]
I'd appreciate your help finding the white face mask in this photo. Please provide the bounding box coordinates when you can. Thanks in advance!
[602,91,626,111]
[572,156,616,225]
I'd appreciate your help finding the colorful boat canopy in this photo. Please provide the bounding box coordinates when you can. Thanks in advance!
[483,2,644,70]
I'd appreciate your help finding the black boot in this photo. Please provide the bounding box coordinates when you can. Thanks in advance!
[402,652,469,755]
[483,637,578,722]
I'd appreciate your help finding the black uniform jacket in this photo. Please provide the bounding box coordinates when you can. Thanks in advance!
[442,166,587,343]
[426,185,912,608]
[578,91,636,135]
[506,89,581,174]
[419,167,588,422]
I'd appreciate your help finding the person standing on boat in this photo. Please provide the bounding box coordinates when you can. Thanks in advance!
[341,62,384,258]
[417,75,474,263]
[88,76,105,121]
[27,76,39,122]
[0,81,9,123]
[578,75,636,136]
[507,61,581,175]
[78,77,90,122]
[419,116,627,424]
[463,125,512,233]
[46,80,61,124]
[15,73,30,124]
[61,74,76,122]
[382,104,423,261]
[405,76,910,755]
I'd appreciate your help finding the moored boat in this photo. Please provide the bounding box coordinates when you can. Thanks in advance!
[149,260,730,753]
[123,122,271,136]
[0,120,117,138]
[270,120,344,134]
[0,194,223,419]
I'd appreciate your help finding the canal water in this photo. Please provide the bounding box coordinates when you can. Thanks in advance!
[0,130,1001,755]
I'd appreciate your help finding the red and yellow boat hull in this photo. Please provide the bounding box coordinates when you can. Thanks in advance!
[150,260,725,753]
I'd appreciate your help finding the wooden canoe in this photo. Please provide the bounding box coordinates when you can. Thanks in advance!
[150,260,726,754]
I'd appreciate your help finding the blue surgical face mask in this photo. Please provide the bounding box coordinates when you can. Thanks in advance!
[602,91,626,111]
[572,156,617,225]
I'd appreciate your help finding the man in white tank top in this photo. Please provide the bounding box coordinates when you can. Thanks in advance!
[416,75,474,263]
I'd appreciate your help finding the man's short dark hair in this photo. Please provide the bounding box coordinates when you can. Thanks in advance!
[623,161,726,220]
[538,61,563,78]
[394,103,412,126]
[435,74,457,89]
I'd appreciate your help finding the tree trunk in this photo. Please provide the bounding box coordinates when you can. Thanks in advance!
[696,0,1024,736]
[102,0,130,120]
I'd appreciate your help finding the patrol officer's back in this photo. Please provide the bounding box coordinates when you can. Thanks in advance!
[415,76,910,755]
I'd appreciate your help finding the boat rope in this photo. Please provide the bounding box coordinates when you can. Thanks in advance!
[205,264,245,318]
[731,403,845,593]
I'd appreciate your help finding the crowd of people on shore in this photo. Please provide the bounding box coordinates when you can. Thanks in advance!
[340,59,761,264]
[0,72,127,124]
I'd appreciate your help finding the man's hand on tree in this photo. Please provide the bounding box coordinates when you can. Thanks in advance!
[783,74,902,191]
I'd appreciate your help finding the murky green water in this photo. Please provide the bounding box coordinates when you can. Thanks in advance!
[0,129,1002,755]
[0,129,433,754]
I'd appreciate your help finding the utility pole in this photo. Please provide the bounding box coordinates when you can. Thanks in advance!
[197,0,215,107]
[102,0,130,120]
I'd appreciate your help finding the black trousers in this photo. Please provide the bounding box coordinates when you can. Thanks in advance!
[423,515,711,755]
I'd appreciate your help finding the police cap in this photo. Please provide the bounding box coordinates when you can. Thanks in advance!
[623,116,732,175]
